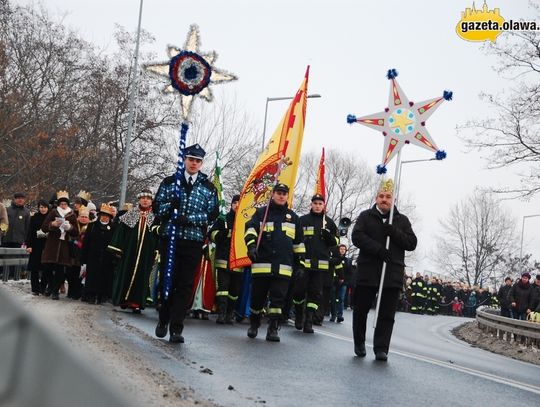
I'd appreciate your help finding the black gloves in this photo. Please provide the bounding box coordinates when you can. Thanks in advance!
[247,246,258,263]
[383,223,394,237]
[175,214,189,226]
[378,247,392,263]
[320,228,335,245]
[169,197,181,212]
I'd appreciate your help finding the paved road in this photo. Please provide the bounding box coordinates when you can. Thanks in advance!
[112,308,540,407]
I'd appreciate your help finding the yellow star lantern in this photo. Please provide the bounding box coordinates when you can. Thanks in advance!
[347,69,450,173]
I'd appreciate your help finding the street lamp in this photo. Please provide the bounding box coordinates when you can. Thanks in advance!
[119,0,144,207]
[261,94,321,152]
[519,214,540,275]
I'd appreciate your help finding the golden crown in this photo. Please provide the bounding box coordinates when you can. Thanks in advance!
[378,178,394,193]
[56,190,69,200]
[77,190,92,202]
[78,205,89,217]
[99,203,116,217]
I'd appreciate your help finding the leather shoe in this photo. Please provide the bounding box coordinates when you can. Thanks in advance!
[354,343,366,357]
[169,331,184,343]
[375,351,388,361]
[155,322,168,338]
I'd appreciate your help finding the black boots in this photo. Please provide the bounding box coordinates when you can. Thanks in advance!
[169,325,184,343]
[216,297,227,324]
[155,321,168,338]
[224,298,235,325]
[266,318,280,342]
[294,304,304,330]
[247,313,261,338]
[354,343,366,357]
[375,351,388,361]
[303,309,314,334]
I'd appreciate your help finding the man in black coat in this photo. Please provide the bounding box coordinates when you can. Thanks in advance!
[509,272,532,320]
[529,274,540,313]
[497,277,513,318]
[351,178,417,361]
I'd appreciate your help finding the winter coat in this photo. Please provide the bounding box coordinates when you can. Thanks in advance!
[497,284,512,309]
[154,171,219,242]
[351,205,417,289]
[25,211,48,271]
[528,283,540,312]
[299,211,339,271]
[244,201,305,279]
[509,281,532,313]
[340,256,355,285]
[4,202,30,245]
[81,221,115,296]
[209,210,240,271]
[41,208,79,266]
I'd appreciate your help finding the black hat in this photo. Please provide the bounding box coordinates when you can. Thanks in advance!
[232,194,240,203]
[536,274,540,280]
[311,194,325,202]
[273,183,289,193]
[184,144,206,159]
[522,272,531,279]
[13,192,25,198]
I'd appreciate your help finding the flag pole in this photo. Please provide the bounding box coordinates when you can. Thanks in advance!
[373,148,402,328]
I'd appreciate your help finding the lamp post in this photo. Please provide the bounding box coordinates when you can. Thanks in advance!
[119,0,144,208]
[394,157,439,206]
[519,214,540,275]
[261,94,321,152]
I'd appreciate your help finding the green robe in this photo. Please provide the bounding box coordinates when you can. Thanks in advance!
[108,208,159,309]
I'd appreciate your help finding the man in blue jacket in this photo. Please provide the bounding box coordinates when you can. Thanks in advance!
[154,144,218,343]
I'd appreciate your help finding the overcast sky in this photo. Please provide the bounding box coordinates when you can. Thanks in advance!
[15,0,540,274]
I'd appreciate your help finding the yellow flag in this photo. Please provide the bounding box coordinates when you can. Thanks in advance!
[230,67,310,269]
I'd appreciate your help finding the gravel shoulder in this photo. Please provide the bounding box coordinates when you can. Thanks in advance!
[453,320,540,366]
[1,280,216,407]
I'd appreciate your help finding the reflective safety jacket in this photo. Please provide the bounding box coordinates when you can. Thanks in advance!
[411,277,427,298]
[244,201,305,279]
[209,210,242,272]
[299,211,339,271]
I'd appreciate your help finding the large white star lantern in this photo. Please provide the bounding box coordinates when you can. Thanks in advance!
[145,24,237,121]
[347,69,451,173]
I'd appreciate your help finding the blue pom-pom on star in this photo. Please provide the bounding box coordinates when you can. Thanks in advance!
[376,164,387,174]
[386,69,398,80]
[435,150,447,160]
[443,90,453,101]
[347,114,357,124]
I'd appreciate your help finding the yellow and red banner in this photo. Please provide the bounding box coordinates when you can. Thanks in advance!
[313,147,326,198]
[229,67,310,269]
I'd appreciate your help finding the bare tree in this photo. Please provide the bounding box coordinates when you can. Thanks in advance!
[459,4,540,198]
[435,191,517,286]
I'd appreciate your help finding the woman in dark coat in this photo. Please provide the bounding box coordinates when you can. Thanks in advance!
[80,204,116,304]
[26,200,49,295]
[41,191,79,300]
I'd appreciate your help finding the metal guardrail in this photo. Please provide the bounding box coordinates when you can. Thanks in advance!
[0,248,29,282]
[0,286,130,406]
[476,306,540,348]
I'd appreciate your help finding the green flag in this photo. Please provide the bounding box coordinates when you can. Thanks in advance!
[212,152,227,223]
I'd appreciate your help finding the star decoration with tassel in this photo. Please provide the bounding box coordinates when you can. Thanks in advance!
[347,69,450,173]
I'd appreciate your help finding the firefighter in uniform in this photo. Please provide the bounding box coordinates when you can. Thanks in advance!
[293,194,339,333]
[425,278,441,315]
[410,272,427,314]
[209,194,242,324]
[244,183,305,342]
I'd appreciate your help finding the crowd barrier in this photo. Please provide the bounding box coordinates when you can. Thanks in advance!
[0,248,29,282]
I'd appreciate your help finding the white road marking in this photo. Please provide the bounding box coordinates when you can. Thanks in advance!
[314,327,540,395]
